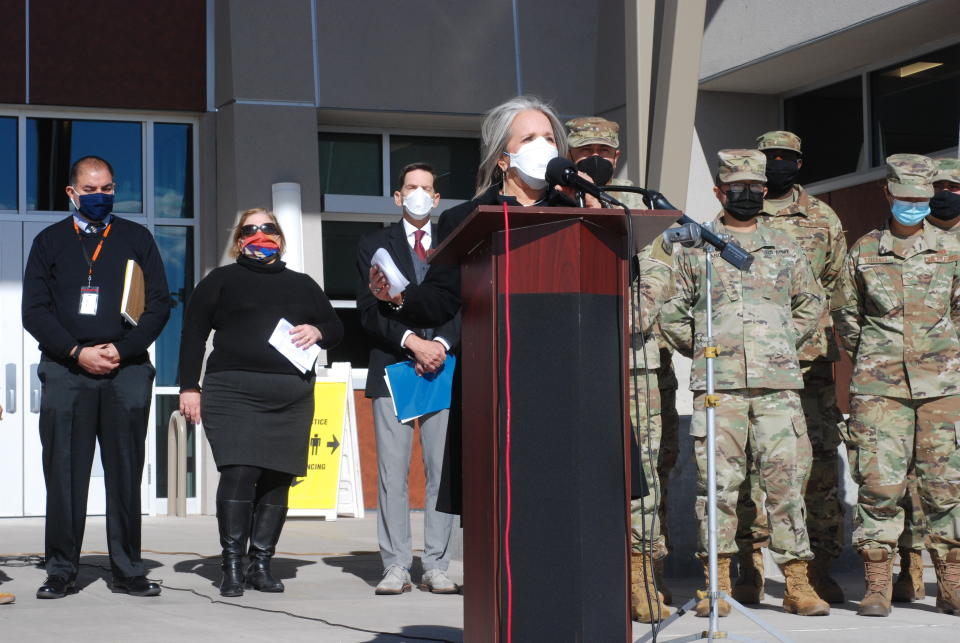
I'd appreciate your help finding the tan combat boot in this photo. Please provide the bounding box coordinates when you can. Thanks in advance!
[653,555,673,605]
[891,548,925,602]
[781,560,830,615]
[631,551,671,623]
[930,548,960,614]
[695,554,731,617]
[807,550,845,604]
[731,548,764,604]
[857,549,893,617]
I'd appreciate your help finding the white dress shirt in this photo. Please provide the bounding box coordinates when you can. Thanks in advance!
[399,219,449,352]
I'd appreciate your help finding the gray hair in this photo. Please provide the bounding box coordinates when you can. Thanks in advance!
[474,95,568,198]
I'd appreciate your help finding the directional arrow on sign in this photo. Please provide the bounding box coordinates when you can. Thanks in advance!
[327,434,340,454]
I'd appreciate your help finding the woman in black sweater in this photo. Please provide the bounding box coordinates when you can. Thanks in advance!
[178,208,343,597]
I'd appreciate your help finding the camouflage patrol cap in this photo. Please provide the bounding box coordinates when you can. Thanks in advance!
[565,116,619,149]
[885,153,936,198]
[933,158,960,185]
[756,130,802,155]
[717,149,767,183]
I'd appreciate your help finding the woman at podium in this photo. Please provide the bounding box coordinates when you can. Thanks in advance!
[368,95,591,516]
[178,208,343,596]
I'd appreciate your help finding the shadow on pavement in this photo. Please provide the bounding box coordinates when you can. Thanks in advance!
[359,624,463,643]
[173,556,316,588]
[76,555,163,591]
[322,551,393,587]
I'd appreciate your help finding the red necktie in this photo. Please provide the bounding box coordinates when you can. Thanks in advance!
[414,230,427,262]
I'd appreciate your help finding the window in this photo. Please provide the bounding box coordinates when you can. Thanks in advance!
[390,135,480,200]
[318,132,382,196]
[783,41,960,185]
[871,42,960,164]
[322,220,385,370]
[784,77,864,185]
[317,130,478,387]
[155,123,194,218]
[0,117,15,210]
[26,118,143,212]
[154,226,195,387]
[1,111,198,511]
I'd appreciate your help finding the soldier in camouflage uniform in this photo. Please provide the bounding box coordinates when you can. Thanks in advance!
[928,158,960,236]
[566,116,677,622]
[565,116,647,211]
[626,241,674,623]
[660,149,830,617]
[730,131,849,604]
[832,154,960,617]
[888,158,960,603]
[654,330,679,602]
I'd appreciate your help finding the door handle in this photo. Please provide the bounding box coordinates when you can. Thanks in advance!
[4,363,14,414]
[30,363,40,413]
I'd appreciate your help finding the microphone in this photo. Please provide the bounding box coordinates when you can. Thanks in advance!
[647,191,753,271]
[545,157,624,207]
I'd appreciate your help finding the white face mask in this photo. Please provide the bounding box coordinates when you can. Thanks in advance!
[402,187,434,219]
[505,136,558,190]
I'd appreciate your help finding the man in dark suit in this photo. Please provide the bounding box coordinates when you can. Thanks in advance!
[356,163,461,596]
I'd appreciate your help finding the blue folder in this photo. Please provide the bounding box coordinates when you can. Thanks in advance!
[384,355,457,423]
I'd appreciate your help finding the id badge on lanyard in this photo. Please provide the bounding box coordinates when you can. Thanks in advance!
[74,220,112,317]
[79,286,100,315]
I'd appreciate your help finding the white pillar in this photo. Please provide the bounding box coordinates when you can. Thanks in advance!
[272,182,305,273]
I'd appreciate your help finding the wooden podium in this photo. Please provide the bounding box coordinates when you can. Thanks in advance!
[433,205,676,642]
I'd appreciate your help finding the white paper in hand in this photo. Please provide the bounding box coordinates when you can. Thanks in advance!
[268,318,321,374]
[371,248,410,297]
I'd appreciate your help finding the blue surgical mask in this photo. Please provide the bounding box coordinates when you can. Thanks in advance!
[891,199,930,226]
[72,192,115,222]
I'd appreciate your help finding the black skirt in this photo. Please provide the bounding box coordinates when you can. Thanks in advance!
[201,370,315,476]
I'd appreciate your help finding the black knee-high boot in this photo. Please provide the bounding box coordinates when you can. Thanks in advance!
[245,504,288,592]
[217,500,253,597]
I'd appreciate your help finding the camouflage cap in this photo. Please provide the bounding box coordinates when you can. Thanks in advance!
[885,153,936,198]
[565,116,619,149]
[756,130,802,154]
[933,158,960,185]
[717,149,767,183]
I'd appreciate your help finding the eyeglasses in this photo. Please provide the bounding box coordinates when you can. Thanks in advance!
[724,183,765,195]
[240,223,280,237]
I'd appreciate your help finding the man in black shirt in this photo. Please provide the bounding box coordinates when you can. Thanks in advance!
[22,156,171,599]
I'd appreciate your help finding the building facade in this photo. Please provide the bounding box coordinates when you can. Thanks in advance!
[0,0,956,517]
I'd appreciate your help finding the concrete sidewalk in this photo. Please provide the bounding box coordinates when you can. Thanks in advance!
[0,514,958,642]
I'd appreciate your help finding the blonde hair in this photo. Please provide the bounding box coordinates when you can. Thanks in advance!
[474,95,568,198]
[229,208,286,258]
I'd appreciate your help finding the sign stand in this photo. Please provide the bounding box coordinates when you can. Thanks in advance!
[288,362,364,519]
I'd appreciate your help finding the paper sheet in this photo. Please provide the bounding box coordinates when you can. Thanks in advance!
[268,318,321,373]
[371,248,410,297]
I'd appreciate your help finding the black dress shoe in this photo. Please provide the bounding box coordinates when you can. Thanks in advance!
[36,576,76,599]
[110,576,161,597]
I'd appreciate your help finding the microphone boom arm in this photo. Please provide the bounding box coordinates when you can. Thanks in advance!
[601,186,753,271]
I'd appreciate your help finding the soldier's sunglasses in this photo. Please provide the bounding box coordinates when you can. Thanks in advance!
[240,223,280,237]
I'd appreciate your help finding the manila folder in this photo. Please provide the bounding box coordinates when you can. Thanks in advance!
[121,259,146,325]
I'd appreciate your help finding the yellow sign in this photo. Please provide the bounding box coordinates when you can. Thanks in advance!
[288,381,348,510]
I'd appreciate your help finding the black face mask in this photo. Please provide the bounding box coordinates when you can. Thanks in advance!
[576,155,614,186]
[765,158,800,196]
[930,190,960,221]
[724,190,764,222]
